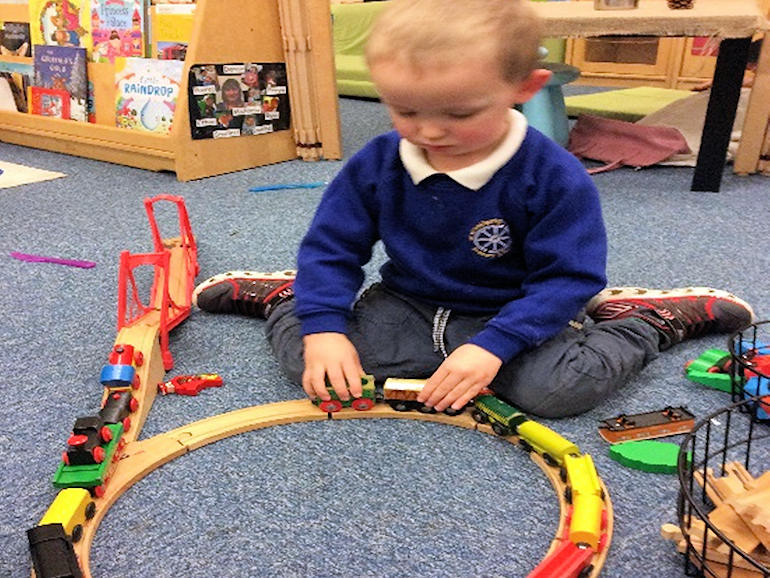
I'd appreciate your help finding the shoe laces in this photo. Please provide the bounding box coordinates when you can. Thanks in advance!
[654,297,714,338]
[232,280,267,317]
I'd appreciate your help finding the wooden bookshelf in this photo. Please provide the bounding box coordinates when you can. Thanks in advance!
[0,0,342,181]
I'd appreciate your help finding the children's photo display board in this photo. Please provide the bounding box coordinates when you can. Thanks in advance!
[187,62,290,140]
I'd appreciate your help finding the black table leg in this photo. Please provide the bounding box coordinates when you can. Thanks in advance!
[691,37,752,192]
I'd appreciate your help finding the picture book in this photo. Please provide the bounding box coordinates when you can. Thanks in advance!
[115,56,183,134]
[0,59,33,112]
[29,0,90,50]
[150,3,194,60]
[188,62,291,140]
[1,21,31,56]
[91,0,145,63]
[33,44,88,121]
[29,85,70,118]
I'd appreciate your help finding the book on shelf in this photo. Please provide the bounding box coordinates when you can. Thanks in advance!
[29,85,71,118]
[32,44,88,121]
[149,3,194,60]
[29,0,91,49]
[90,0,146,63]
[1,21,31,56]
[114,56,183,134]
[0,59,33,112]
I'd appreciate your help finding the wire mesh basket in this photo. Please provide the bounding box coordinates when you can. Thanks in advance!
[676,321,770,577]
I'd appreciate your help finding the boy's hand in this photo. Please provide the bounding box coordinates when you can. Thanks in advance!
[418,344,503,413]
[302,332,365,402]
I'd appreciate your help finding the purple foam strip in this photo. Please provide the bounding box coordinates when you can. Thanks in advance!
[10,251,96,269]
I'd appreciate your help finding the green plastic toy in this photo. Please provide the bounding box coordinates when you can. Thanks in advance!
[608,439,691,474]
[684,348,734,393]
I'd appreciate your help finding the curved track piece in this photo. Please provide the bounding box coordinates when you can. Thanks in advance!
[73,401,613,577]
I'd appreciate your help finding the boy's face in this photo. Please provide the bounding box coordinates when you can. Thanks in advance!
[371,56,537,172]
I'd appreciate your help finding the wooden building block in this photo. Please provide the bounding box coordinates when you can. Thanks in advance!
[709,503,762,553]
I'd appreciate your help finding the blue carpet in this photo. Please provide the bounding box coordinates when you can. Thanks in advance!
[1,96,768,577]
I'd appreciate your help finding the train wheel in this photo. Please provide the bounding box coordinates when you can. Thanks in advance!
[93,485,105,498]
[492,422,511,437]
[123,417,132,432]
[92,446,105,464]
[85,501,96,519]
[542,453,558,468]
[71,524,83,543]
[578,565,594,578]
[418,405,437,414]
[351,398,374,411]
[100,426,113,443]
[471,409,488,424]
[62,451,70,466]
[390,401,409,412]
[129,397,139,412]
[134,351,144,366]
[319,399,343,413]
[444,406,463,416]
[519,438,534,453]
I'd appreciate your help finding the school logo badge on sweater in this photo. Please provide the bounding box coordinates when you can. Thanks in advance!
[469,219,511,258]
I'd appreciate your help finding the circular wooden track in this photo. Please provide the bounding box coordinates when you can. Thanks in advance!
[74,400,613,577]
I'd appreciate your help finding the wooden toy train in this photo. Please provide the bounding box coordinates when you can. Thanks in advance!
[27,197,610,578]
[316,376,610,576]
[27,195,198,578]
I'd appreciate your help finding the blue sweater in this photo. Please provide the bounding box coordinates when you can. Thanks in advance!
[294,129,607,362]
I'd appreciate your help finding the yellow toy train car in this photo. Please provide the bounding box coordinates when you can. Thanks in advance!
[38,487,96,543]
[564,453,606,551]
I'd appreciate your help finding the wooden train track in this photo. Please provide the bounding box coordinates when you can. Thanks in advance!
[73,401,614,577]
[30,197,613,577]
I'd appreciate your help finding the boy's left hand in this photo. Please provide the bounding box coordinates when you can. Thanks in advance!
[418,344,503,413]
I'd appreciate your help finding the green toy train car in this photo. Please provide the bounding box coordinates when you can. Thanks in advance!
[52,423,124,497]
[471,392,528,436]
[313,374,376,413]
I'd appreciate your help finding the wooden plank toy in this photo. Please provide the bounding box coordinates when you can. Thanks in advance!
[598,407,696,443]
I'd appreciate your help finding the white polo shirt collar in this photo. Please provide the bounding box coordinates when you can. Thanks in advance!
[399,108,528,191]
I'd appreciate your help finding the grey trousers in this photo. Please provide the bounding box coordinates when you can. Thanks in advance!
[265,283,661,418]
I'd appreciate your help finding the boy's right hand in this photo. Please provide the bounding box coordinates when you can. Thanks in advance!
[302,332,365,402]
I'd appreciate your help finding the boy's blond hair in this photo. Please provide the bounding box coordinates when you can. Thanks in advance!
[365,0,543,83]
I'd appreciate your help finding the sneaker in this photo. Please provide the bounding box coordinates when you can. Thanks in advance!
[192,270,296,318]
[586,287,755,350]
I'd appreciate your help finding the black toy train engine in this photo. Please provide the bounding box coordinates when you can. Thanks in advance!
[62,416,112,466]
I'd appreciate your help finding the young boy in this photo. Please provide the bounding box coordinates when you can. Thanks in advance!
[193,0,754,418]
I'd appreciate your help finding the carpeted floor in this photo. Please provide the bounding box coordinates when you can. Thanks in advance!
[1,95,768,577]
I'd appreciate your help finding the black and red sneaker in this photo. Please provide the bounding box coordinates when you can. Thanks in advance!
[586,287,755,350]
[192,270,296,318]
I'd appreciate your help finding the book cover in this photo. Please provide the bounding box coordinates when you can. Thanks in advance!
[1,21,31,56]
[150,4,194,59]
[115,56,183,133]
[29,0,90,50]
[33,44,88,121]
[91,0,145,63]
[187,62,291,140]
[0,59,33,112]
[29,85,71,118]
